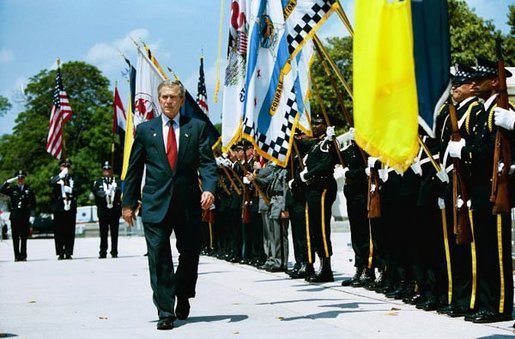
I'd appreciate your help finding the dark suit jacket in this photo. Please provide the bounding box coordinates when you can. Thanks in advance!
[122,114,217,224]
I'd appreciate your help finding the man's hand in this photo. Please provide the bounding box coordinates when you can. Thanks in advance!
[200,191,215,210]
[6,177,17,184]
[447,139,465,159]
[494,107,515,131]
[122,207,135,226]
[58,167,68,179]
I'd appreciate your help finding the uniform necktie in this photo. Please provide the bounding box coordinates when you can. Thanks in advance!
[167,120,177,171]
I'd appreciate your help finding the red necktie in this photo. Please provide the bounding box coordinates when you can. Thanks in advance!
[167,121,177,171]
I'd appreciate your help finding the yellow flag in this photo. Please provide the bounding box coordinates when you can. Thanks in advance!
[121,92,134,180]
[353,0,419,172]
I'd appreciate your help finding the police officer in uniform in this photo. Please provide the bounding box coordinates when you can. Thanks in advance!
[448,58,514,323]
[295,119,339,283]
[50,158,79,260]
[0,170,36,261]
[92,161,122,258]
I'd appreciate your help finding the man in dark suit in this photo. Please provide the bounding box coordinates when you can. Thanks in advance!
[122,79,217,331]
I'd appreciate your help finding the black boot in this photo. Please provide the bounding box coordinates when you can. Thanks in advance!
[306,257,334,283]
[341,266,364,286]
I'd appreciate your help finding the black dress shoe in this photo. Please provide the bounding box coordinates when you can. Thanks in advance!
[437,304,454,315]
[58,254,65,260]
[472,310,512,323]
[99,254,106,259]
[65,254,72,260]
[175,297,190,320]
[157,318,174,330]
[448,305,472,318]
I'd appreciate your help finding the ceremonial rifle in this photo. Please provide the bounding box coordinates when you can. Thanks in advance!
[490,37,512,214]
[448,102,472,244]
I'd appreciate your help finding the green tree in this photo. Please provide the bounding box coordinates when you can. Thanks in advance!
[0,61,117,213]
[0,95,11,117]
[309,0,513,132]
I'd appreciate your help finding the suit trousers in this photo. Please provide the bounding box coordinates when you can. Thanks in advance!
[143,201,202,320]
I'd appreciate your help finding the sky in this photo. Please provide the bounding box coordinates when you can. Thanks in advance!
[0,0,513,137]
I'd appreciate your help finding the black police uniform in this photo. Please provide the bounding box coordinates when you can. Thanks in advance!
[298,136,339,282]
[49,159,79,259]
[0,170,36,261]
[92,162,122,258]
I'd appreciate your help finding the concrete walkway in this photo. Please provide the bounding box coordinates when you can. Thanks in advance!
[1,231,514,338]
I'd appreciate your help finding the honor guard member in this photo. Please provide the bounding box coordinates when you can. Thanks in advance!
[0,170,36,261]
[448,58,514,323]
[296,119,339,283]
[436,64,481,317]
[50,158,79,260]
[286,131,312,279]
[338,129,376,287]
[92,161,122,258]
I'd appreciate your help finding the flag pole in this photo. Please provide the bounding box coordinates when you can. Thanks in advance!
[111,81,117,169]
[213,0,225,103]
[311,74,345,167]
[56,57,68,160]
[312,34,353,100]
[335,0,353,37]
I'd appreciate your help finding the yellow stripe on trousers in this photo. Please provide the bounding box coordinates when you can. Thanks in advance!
[441,208,453,304]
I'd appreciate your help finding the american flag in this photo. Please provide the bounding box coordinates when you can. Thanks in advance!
[196,56,209,115]
[46,67,74,159]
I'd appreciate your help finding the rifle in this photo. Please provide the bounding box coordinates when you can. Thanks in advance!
[448,102,472,244]
[490,37,512,215]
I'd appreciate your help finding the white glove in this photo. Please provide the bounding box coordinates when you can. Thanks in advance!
[494,107,515,131]
[324,126,335,141]
[215,156,223,166]
[29,216,35,224]
[243,176,250,184]
[367,156,378,168]
[6,177,17,184]
[209,203,216,210]
[437,198,445,210]
[456,198,464,209]
[447,139,465,159]
[288,179,294,190]
[378,168,389,182]
[58,167,68,179]
[333,165,345,180]
[365,167,371,177]
[63,186,72,194]
[436,170,450,183]
[347,127,355,141]
[300,168,308,182]
[222,158,232,167]
[410,160,422,176]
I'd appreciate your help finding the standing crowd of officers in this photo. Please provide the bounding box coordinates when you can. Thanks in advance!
[200,57,515,325]
[1,159,122,261]
[1,56,514,325]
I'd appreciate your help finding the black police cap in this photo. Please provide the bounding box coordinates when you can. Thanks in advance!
[474,57,513,79]
[102,161,112,170]
[59,158,72,167]
[14,170,26,178]
[452,63,477,86]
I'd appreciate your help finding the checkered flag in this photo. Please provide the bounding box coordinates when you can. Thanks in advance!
[285,0,336,60]
[243,85,298,166]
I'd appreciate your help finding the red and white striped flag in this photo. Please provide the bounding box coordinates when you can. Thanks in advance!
[46,67,74,159]
[112,86,126,133]
[196,56,209,115]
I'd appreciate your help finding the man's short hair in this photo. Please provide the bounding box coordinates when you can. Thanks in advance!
[158,79,185,98]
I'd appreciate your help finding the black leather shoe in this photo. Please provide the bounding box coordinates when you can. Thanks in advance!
[157,318,174,330]
[472,310,512,323]
[58,254,65,260]
[99,254,106,259]
[448,306,472,318]
[437,304,454,315]
[65,254,72,260]
[175,297,190,320]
